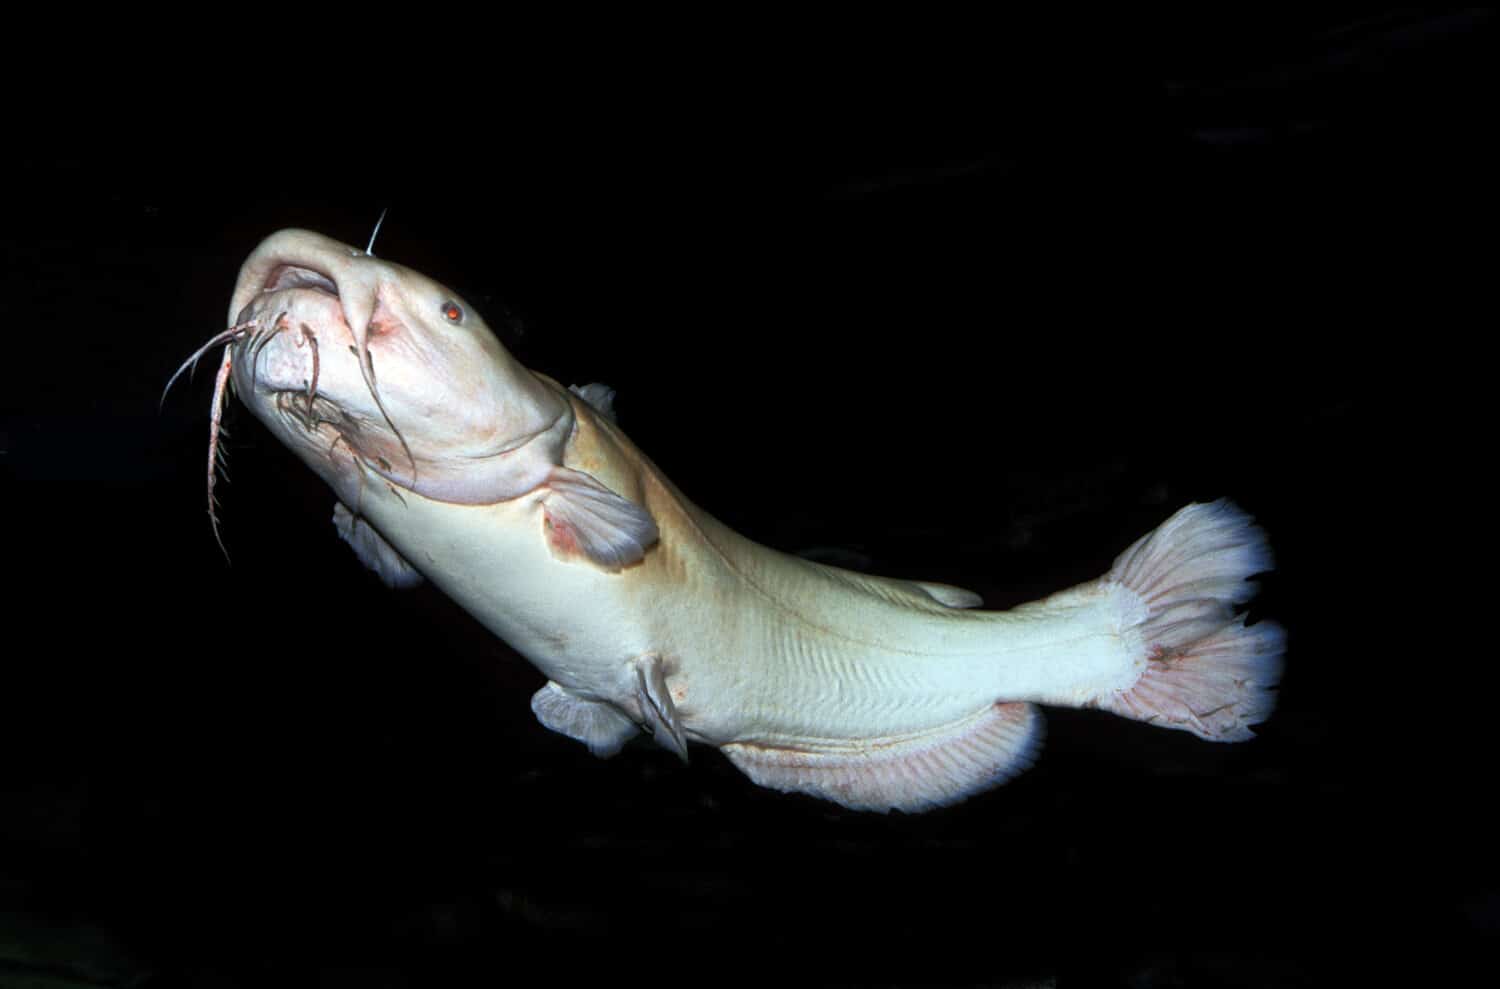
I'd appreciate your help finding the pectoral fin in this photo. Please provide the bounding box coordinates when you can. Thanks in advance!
[332,503,424,588]
[541,467,659,572]
[633,654,688,762]
[530,681,639,758]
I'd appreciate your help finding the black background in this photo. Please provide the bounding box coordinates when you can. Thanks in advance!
[4,12,1490,986]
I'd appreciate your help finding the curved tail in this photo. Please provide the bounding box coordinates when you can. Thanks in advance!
[1092,500,1285,741]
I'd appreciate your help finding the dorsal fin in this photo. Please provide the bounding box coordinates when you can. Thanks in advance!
[803,558,984,612]
[569,382,618,422]
[911,580,983,608]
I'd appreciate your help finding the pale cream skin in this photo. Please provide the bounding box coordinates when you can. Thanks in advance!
[210,229,1282,813]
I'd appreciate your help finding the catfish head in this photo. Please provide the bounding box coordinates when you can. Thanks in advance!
[221,228,571,510]
[168,228,655,573]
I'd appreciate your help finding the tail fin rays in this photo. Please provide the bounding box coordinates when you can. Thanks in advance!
[1094,500,1285,741]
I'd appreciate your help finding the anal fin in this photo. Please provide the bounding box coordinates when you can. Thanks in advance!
[722,702,1042,813]
[530,681,639,757]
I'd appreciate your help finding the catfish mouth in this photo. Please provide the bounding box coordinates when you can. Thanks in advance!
[260,263,339,298]
[232,256,420,488]
[232,261,344,341]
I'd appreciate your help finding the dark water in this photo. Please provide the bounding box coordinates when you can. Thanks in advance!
[4,15,1490,985]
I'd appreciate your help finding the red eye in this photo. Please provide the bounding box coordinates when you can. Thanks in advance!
[441,300,464,323]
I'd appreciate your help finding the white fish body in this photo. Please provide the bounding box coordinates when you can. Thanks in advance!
[194,229,1285,813]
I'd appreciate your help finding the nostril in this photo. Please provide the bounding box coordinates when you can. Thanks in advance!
[364,301,404,338]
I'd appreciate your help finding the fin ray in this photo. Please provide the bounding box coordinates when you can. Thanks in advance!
[541,466,658,572]
[1094,500,1284,741]
[332,503,424,588]
[633,654,688,762]
[723,701,1042,813]
[530,681,639,757]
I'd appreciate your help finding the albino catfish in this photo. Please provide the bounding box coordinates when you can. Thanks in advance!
[168,228,1285,813]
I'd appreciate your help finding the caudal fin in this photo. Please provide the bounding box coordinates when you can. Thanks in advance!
[1093,500,1285,741]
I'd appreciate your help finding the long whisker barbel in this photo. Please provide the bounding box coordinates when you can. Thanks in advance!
[206,345,235,559]
[163,319,263,562]
[297,322,320,418]
[354,343,418,486]
[161,320,256,408]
